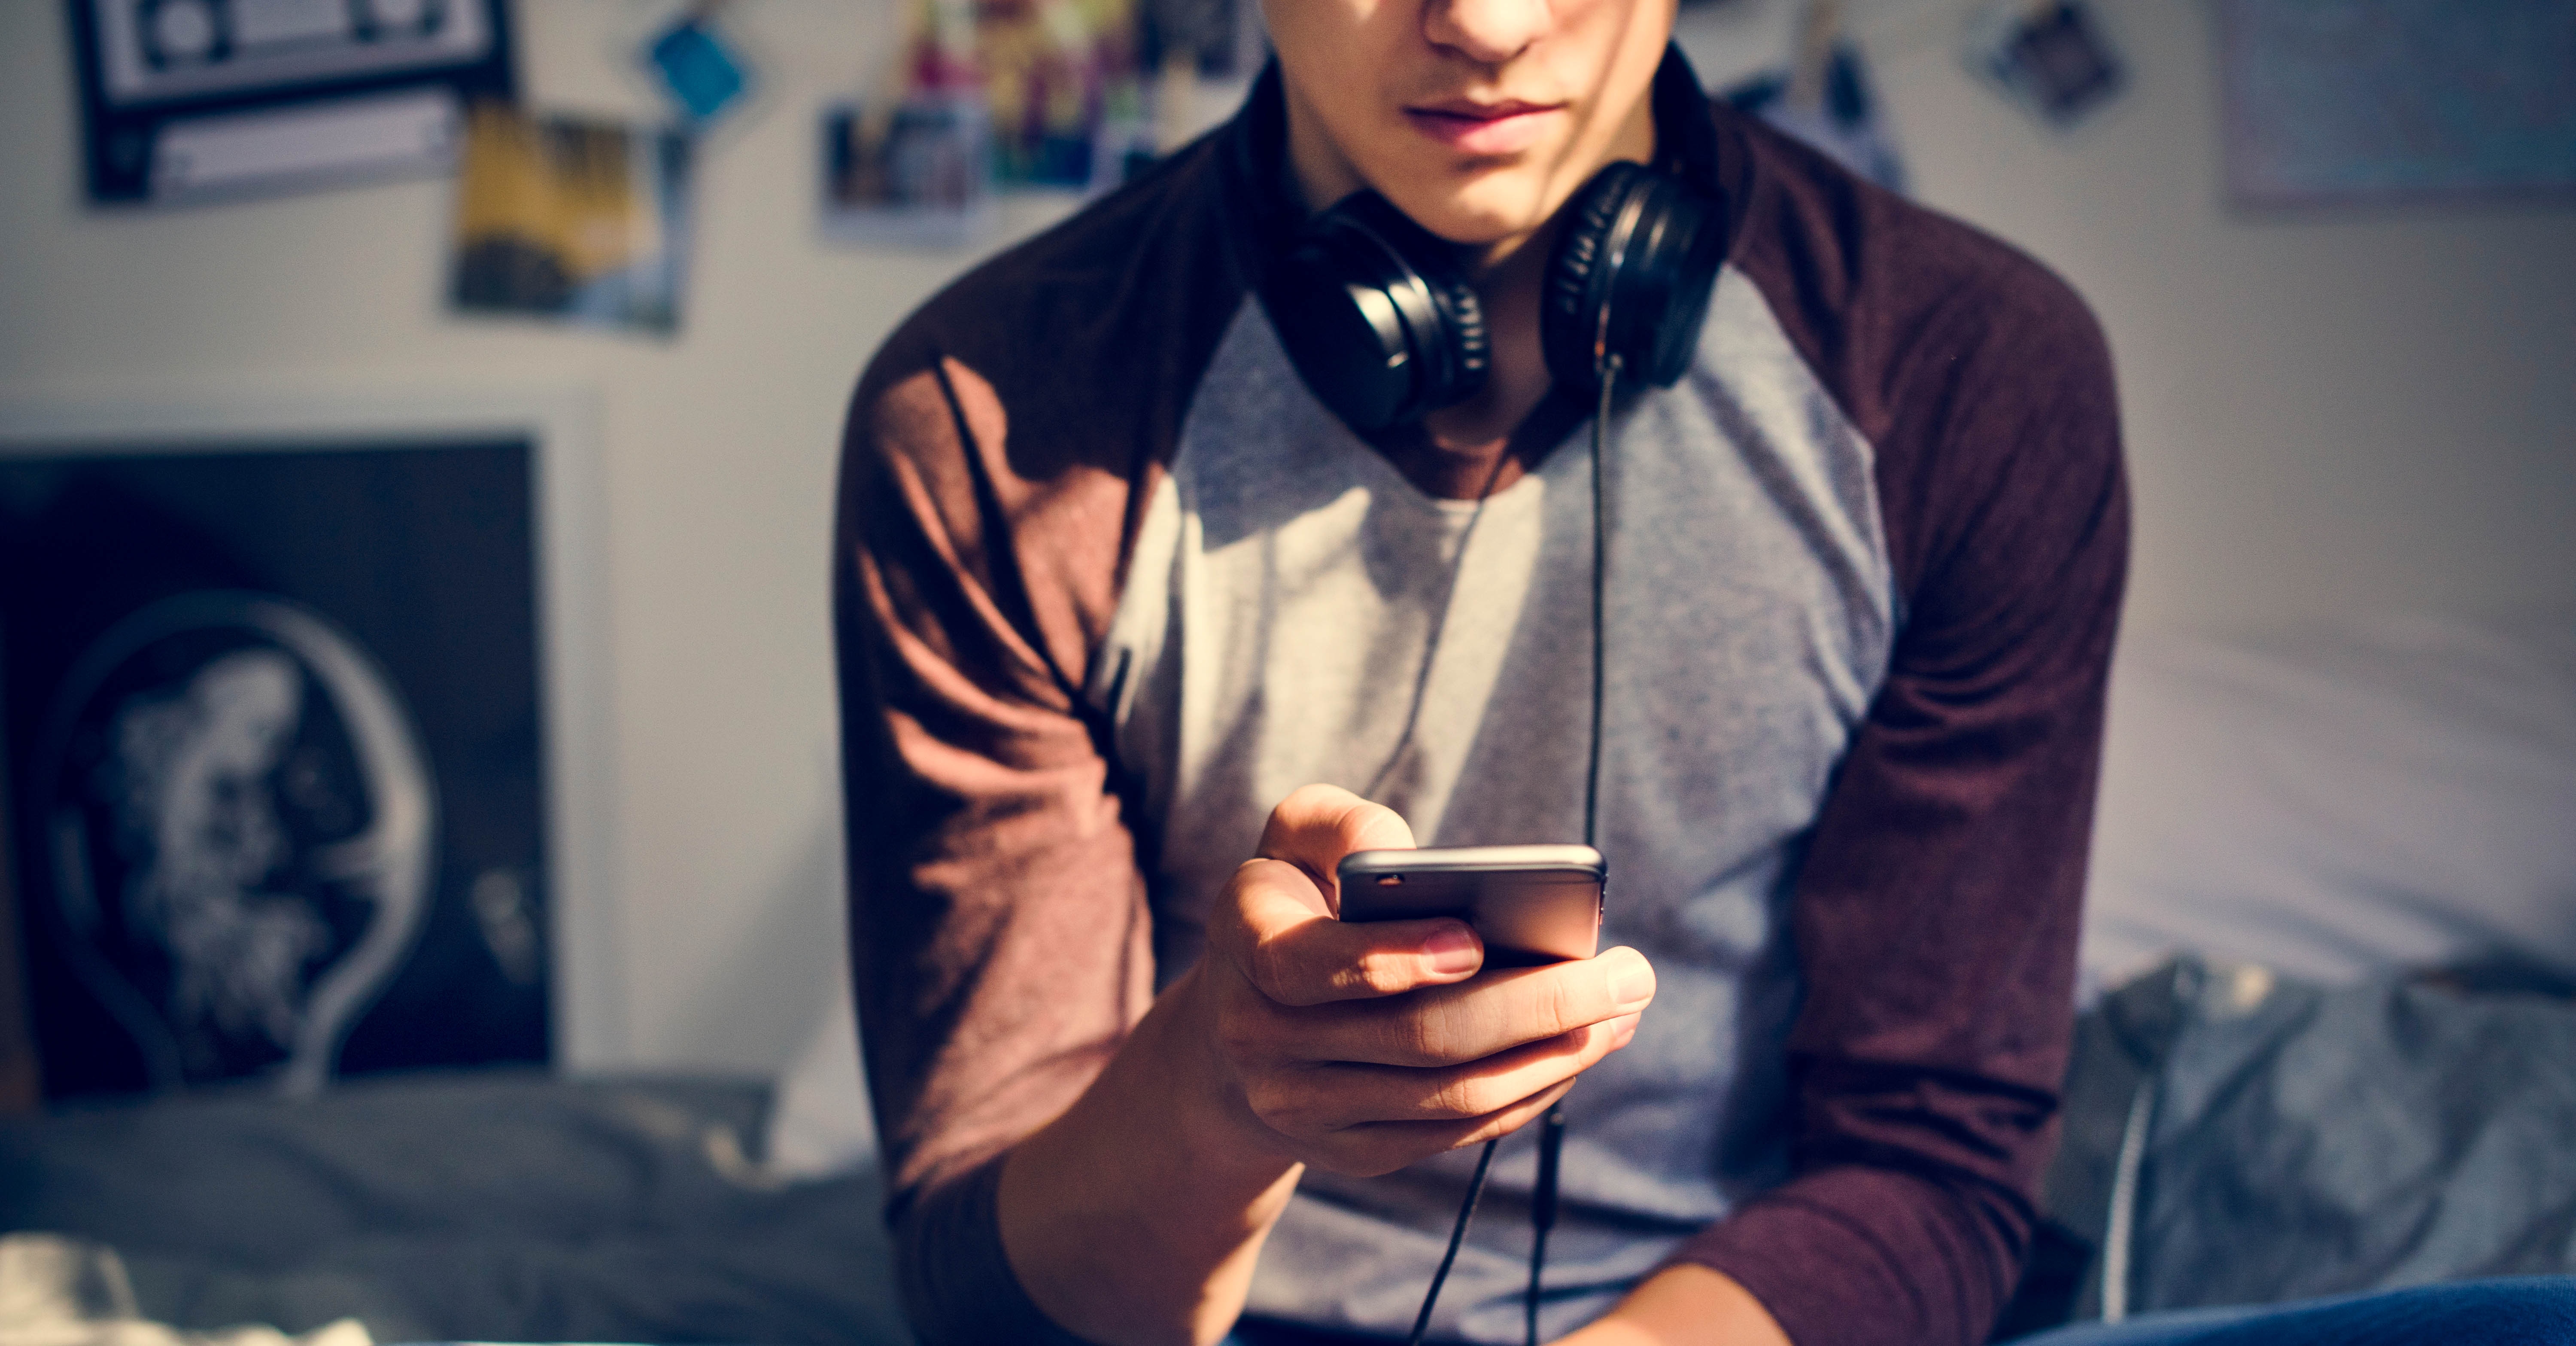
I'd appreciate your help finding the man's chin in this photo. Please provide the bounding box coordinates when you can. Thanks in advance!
[1374,173,1560,249]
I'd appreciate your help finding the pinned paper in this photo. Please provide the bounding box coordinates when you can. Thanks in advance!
[66,0,514,206]
[1965,0,2126,129]
[645,7,756,125]
[1724,0,1907,192]
[820,95,997,246]
[448,104,693,335]
[972,0,1149,189]
[2220,0,2576,207]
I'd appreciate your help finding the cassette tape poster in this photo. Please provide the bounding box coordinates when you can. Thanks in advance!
[64,0,516,207]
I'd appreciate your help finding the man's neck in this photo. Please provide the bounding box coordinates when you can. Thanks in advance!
[1417,220,1563,456]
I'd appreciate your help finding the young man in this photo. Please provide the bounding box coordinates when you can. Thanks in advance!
[832,0,2126,1338]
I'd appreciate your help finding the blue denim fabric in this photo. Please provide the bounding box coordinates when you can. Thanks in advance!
[1225,1276,2576,1346]
[2020,1277,2576,1346]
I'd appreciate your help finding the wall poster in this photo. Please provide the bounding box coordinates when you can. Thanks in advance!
[65,0,516,207]
[2220,0,2576,206]
[447,104,694,336]
[0,437,553,1100]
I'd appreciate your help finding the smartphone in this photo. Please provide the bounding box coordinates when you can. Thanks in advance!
[1334,844,1605,967]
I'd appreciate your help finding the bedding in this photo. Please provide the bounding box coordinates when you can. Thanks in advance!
[762,971,878,1185]
[2080,612,2576,998]
[2016,956,2576,1336]
[0,1233,370,1346]
[0,1072,914,1346]
[2000,612,2576,1334]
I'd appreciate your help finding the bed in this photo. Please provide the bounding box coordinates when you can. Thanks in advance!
[2008,611,2576,1332]
[3,612,2570,1346]
[0,1068,914,1346]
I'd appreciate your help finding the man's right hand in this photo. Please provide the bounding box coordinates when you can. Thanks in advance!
[998,784,1654,1345]
[1187,783,1655,1177]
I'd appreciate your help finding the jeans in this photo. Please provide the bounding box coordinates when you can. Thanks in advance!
[2017,1276,2576,1346]
[1225,1276,2576,1346]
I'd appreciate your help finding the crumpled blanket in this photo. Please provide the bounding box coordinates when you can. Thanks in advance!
[0,1235,368,1346]
[2023,956,2576,1331]
[0,1072,913,1346]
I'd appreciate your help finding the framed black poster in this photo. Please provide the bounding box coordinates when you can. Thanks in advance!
[65,0,516,206]
[0,439,547,1097]
[0,394,622,1098]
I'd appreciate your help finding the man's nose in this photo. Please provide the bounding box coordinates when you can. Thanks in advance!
[1421,0,1550,66]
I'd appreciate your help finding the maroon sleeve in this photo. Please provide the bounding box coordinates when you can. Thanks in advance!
[1668,120,2131,1346]
[831,140,1251,1345]
[837,351,1157,1342]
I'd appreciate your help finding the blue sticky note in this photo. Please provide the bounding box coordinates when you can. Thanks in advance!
[648,19,750,123]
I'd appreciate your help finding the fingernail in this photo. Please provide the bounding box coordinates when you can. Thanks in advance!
[1609,962,1653,1010]
[1613,1017,1640,1048]
[1423,925,1479,974]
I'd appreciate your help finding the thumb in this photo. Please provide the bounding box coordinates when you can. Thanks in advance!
[1256,783,1416,916]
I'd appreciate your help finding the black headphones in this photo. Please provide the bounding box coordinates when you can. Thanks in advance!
[1258,157,1728,434]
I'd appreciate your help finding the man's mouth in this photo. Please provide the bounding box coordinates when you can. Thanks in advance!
[1401,99,1565,155]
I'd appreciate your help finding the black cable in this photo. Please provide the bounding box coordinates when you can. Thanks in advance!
[1409,358,1622,1346]
[1527,354,1616,1346]
[1525,1102,1567,1345]
[1583,355,1618,854]
[1392,417,1546,1346]
[1407,1135,1500,1346]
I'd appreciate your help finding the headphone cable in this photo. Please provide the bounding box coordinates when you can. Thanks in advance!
[1404,356,1619,1346]
[1408,1132,1500,1346]
[1367,444,1515,802]
[1582,358,1617,854]
[1528,353,1617,1346]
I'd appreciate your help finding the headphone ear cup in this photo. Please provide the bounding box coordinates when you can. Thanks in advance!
[1540,164,1640,393]
[1259,192,1487,433]
[1541,162,1725,396]
[1428,264,1490,399]
[1331,193,1491,399]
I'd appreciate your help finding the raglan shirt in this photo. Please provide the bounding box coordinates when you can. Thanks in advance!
[832,54,2127,1346]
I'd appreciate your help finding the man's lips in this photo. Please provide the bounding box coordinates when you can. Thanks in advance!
[1401,100,1564,155]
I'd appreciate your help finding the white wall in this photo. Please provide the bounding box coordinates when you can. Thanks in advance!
[1679,0,2576,631]
[4,0,2570,1075]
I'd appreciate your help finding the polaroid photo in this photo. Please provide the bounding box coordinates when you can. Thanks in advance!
[1965,0,2126,129]
[447,104,693,335]
[820,94,998,247]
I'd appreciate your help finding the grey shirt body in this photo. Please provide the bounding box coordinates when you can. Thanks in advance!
[1089,276,1896,1341]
